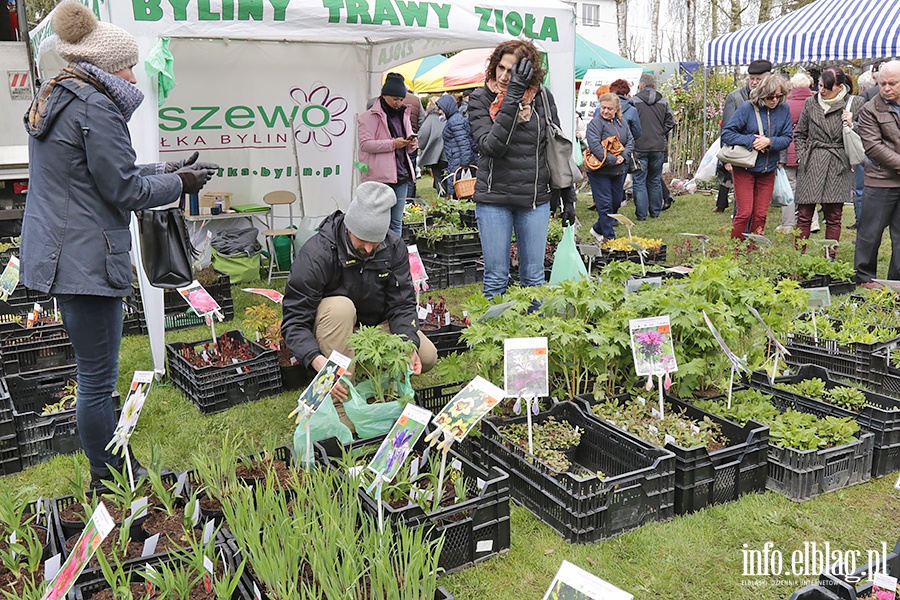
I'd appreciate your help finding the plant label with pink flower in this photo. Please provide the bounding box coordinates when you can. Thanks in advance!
[41,503,114,600]
[629,316,677,377]
[873,573,897,599]
[177,280,224,321]
[367,404,432,483]
[407,244,429,287]
[504,337,549,399]
[241,288,285,303]
[429,376,505,443]
[290,350,351,425]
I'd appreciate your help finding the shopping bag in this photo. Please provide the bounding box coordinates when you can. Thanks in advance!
[548,225,589,285]
[293,396,353,463]
[770,166,794,208]
[342,370,414,438]
[694,138,721,182]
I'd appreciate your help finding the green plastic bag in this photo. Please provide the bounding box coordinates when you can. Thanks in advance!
[211,249,260,284]
[293,396,353,465]
[342,370,414,438]
[548,225,589,285]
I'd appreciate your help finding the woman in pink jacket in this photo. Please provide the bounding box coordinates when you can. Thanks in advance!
[357,72,418,235]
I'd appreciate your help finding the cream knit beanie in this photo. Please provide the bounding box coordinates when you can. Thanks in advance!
[53,1,138,74]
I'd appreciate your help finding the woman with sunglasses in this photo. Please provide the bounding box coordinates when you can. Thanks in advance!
[721,73,793,239]
[793,66,863,255]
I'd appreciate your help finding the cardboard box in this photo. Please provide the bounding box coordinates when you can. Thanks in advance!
[199,192,232,215]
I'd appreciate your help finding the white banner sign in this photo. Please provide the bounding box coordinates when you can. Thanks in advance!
[577,68,644,118]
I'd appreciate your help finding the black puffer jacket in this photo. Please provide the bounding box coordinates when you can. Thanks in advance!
[468,84,560,208]
[281,211,419,368]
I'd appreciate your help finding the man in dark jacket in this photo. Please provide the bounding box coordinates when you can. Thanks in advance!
[436,94,477,195]
[282,182,437,424]
[855,60,900,287]
[715,59,772,212]
[632,74,675,220]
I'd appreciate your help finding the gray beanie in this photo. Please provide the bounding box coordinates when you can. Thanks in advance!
[53,1,139,74]
[344,182,397,243]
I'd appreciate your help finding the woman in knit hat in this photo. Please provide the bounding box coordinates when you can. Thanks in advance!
[357,72,418,236]
[21,1,218,487]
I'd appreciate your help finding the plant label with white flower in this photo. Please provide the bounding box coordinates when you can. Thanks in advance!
[106,371,154,457]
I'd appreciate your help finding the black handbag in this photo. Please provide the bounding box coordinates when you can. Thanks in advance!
[628,153,643,174]
[136,195,197,288]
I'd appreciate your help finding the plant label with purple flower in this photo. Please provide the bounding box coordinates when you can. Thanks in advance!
[427,376,505,445]
[366,404,432,483]
[177,280,224,321]
[290,350,351,425]
[542,560,633,600]
[504,337,549,399]
[0,256,19,303]
[629,316,677,377]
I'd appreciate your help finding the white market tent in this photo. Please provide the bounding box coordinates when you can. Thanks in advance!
[705,0,900,66]
[30,1,577,376]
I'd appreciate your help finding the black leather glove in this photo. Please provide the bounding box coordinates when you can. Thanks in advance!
[165,151,220,173]
[176,167,216,195]
[561,201,576,227]
[507,58,534,100]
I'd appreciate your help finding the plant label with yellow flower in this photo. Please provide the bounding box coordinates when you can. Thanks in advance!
[290,350,351,425]
[427,376,505,444]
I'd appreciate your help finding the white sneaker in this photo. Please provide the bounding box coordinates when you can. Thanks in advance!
[590,227,604,244]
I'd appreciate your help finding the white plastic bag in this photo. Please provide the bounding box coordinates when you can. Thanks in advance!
[770,167,794,207]
[694,138,722,182]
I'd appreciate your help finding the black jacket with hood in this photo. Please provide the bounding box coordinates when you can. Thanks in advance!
[632,87,676,152]
[281,211,419,368]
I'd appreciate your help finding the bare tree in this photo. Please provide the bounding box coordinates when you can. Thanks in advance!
[25,0,59,25]
[757,0,773,23]
[648,0,660,62]
[615,0,629,58]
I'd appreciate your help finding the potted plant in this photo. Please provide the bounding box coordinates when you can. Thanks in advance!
[243,303,306,390]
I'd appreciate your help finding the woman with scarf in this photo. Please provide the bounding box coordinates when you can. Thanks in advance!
[468,39,574,299]
[22,2,217,487]
[793,66,863,254]
[357,72,418,236]
[585,93,634,242]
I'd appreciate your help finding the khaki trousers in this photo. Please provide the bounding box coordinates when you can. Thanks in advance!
[314,296,438,430]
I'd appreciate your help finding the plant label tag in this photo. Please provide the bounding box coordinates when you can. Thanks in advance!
[174,472,188,498]
[806,286,832,309]
[637,397,646,406]
[542,559,633,600]
[477,301,515,322]
[0,257,20,302]
[691,424,701,435]
[192,499,202,528]
[629,316,678,377]
[648,424,659,435]
[128,498,149,524]
[477,477,486,490]
[451,459,462,471]
[203,556,214,592]
[203,519,215,545]
[421,445,430,462]
[44,553,61,582]
[426,303,433,313]
[291,350,352,424]
[504,337,549,399]
[651,407,662,419]
[417,306,428,321]
[895,473,900,491]
[476,540,494,553]
[42,503,114,600]
[253,582,262,600]
[625,277,662,294]
[664,434,676,445]
[347,465,364,479]
[8,531,15,561]
[430,377,505,443]
[142,533,159,557]
[409,458,419,478]
[874,573,898,593]
[177,280,223,319]
[366,404,433,483]
[204,555,215,575]
[444,312,451,326]
[106,372,154,457]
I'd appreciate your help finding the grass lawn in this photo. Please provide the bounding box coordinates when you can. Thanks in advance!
[7,175,899,599]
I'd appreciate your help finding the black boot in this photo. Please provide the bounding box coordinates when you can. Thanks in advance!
[89,454,149,490]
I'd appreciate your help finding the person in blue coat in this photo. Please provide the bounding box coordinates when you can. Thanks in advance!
[609,79,642,142]
[436,94,477,196]
[585,93,634,242]
[21,2,217,487]
[721,73,793,239]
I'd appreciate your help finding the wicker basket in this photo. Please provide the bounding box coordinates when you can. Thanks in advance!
[453,166,477,199]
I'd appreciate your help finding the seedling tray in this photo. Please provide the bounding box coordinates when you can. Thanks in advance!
[575,393,769,515]
[871,348,900,398]
[421,253,484,289]
[750,365,900,477]
[798,273,856,297]
[425,323,467,357]
[416,231,481,255]
[0,323,75,376]
[166,330,281,414]
[605,244,667,265]
[315,434,510,574]
[481,401,675,543]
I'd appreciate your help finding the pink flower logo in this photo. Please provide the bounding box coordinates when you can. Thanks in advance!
[289,84,348,149]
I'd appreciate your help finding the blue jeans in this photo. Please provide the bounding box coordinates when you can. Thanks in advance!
[388,181,409,236]
[632,151,666,219]
[587,170,625,239]
[476,202,550,299]
[56,294,123,474]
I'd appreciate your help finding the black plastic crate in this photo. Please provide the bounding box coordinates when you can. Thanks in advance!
[767,429,874,502]
[605,244,667,265]
[166,331,281,414]
[128,273,235,333]
[0,434,21,475]
[0,324,75,376]
[871,348,900,398]
[4,284,52,310]
[0,378,14,439]
[816,535,900,600]
[783,329,899,388]
[422,254,484,290]
[315,434,510,574]
[481,401,675,543]
[575,392,769,515]
[799,273,856,297]
[402,221,425,244]
[750,365,900,477]
[789,585,843,600]
[424,324,467,357]
[417,231,481,255]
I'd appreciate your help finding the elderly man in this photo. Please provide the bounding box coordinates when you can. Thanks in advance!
[855,60,900,287]
[714,59,772,213]
[282,182,437,425]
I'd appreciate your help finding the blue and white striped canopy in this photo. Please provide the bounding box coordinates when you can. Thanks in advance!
[705,0,900,66]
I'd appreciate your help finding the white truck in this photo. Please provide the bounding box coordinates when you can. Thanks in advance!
[0,0,33,234]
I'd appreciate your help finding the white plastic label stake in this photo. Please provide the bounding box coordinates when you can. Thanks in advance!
[203,519,215,545]
[174,472,188,498]
[476,540,494,553]
[44,553,61,582]
[664,434,676,445]
[648,424,658,435]
[203,555,215,575]
[651,407,662,419]
[192,499,201,528]
[142,533,159,557]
